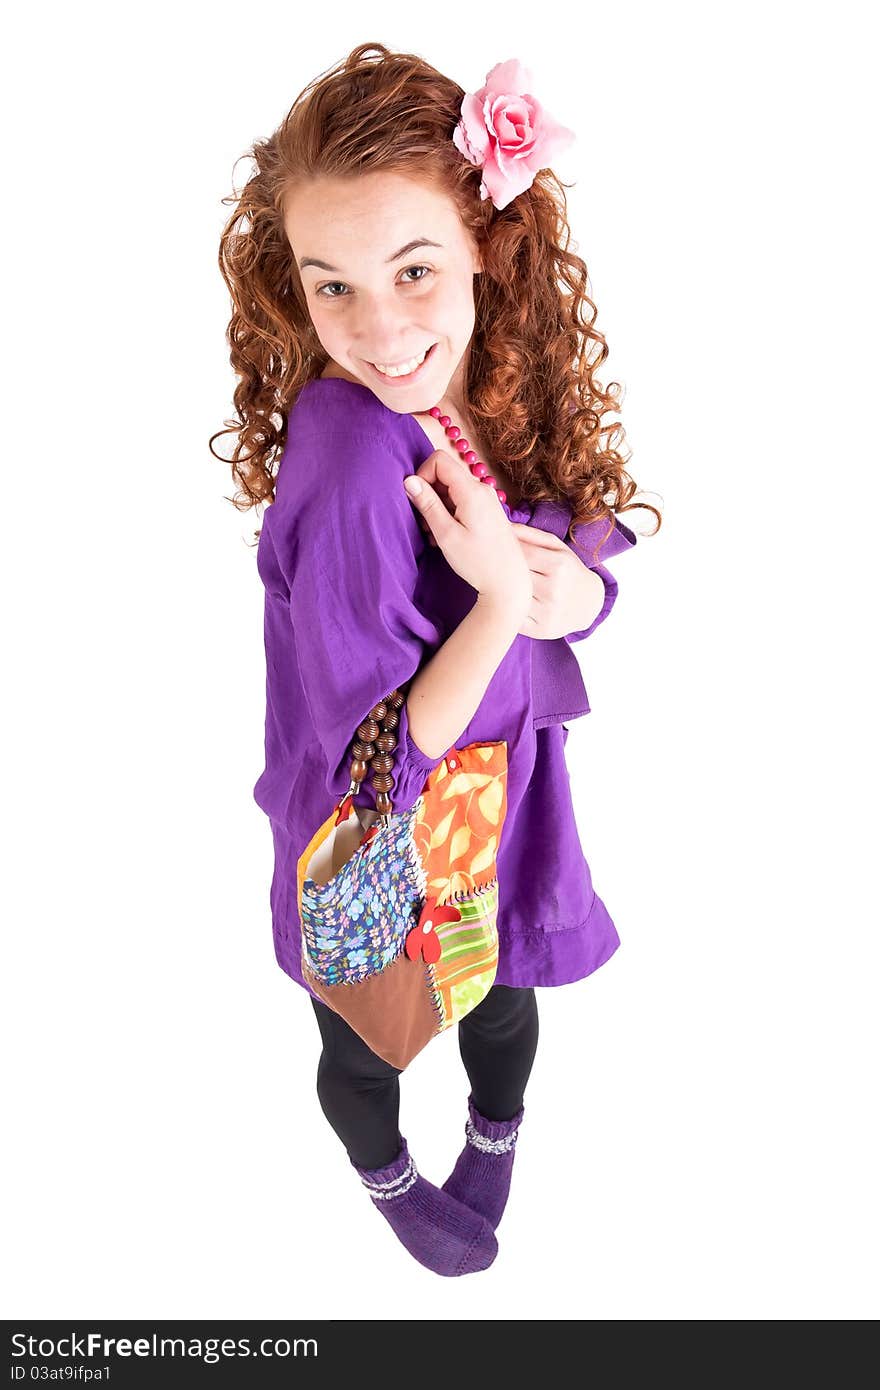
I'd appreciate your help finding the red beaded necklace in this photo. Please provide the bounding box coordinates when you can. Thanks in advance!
[423,402,511,511]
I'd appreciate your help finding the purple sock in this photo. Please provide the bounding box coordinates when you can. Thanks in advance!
[353,1135,498,1277]
[441,1093,524,1231]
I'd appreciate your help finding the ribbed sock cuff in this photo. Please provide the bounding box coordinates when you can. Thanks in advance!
[353,1135,419,1200]
[466,1094,524,1153]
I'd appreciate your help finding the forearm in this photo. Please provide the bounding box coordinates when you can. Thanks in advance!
[406,596,522,760]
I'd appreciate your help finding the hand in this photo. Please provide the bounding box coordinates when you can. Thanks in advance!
[507,523,605,639]
[403,450,531,613]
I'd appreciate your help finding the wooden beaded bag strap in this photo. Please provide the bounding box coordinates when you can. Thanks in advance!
[333,687,407,841]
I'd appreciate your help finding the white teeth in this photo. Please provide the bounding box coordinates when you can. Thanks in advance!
[372,346,431,377]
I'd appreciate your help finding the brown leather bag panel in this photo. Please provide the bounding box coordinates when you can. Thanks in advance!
[306,951,440,1070]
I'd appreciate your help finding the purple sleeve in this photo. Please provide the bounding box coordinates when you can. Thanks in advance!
[528,500,638,644]
[563,514,638,643]
[277,424,456,815]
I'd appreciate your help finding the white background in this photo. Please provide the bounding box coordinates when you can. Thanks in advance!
[4,0,877,1321]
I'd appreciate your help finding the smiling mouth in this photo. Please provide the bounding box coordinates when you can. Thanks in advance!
[367,342,438,381]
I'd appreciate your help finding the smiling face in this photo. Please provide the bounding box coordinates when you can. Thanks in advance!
[284,170,482,412]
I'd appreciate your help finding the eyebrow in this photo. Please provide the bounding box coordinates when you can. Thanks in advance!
[298,238,443,273]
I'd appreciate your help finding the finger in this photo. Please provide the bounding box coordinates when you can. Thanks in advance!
[406,450,485,549]
[411,448,452,488]
[406,449,482,523]
[417,476,453,513]
[415,454,453,502]
[403,469,460,546]
[415,448,480,508]
[442,454,510,517]
[509,522,567,550]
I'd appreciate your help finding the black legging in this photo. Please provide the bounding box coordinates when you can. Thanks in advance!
[311,984,540,1170]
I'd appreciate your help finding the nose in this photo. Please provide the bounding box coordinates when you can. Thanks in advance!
[352,299,419,361]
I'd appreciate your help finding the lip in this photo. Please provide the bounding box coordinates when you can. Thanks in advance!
[365,341,438,387]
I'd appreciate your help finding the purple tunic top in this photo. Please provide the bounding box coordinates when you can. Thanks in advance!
[253,378,637,995]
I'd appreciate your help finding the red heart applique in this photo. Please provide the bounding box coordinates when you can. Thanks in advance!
[404,895,462,964]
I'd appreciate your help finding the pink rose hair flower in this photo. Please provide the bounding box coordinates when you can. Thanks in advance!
[452,58,576,211]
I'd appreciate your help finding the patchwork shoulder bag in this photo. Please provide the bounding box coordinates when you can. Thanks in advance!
[296,686,509,1070]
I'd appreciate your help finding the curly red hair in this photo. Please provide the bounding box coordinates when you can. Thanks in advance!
[211,41,661,561]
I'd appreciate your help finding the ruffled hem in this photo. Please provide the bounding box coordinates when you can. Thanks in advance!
[492,891,621,987]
